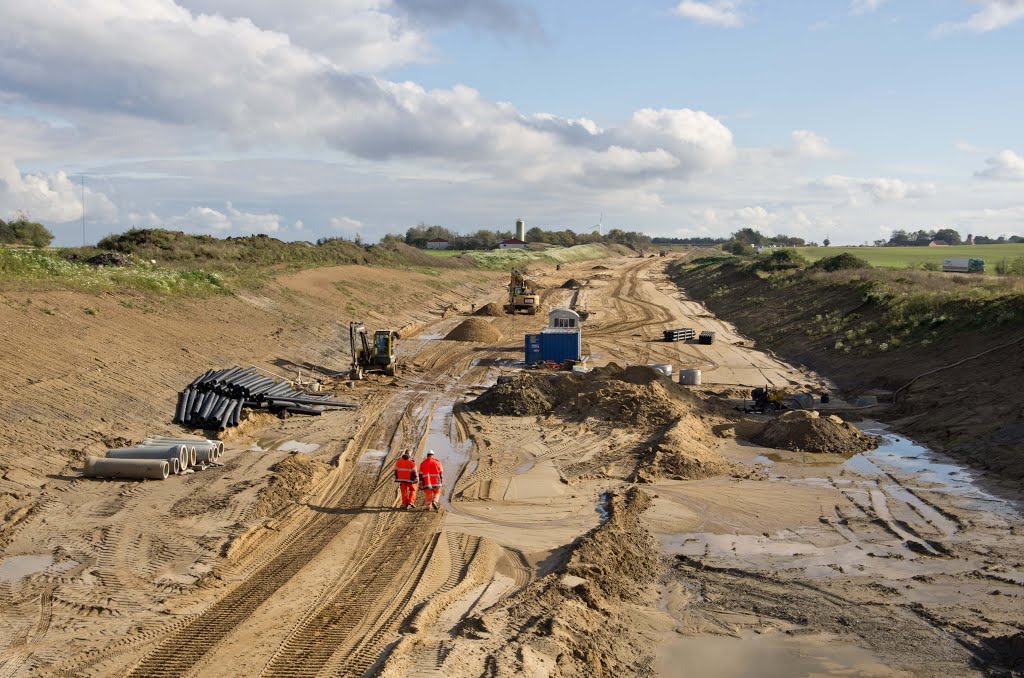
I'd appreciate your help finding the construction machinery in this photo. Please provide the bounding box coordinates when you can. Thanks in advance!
[348,321,399,380]
[747,385,789,413]
[506,268,539,315]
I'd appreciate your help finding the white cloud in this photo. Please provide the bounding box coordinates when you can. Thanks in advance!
[850,0,887,15]
[975,150,1024,181]
[955,141,988,154]
[0,0,734,195]
[671,1,744,28]
[160,203,281,233]
[789,130,841,159]
[813,174,937,203]
[934,0,1024,34]
[0,160,118,223]
[330,216,364,232]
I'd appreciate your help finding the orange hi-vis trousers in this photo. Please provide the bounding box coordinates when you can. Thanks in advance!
[399,482,416,507]
[423,487,440,506]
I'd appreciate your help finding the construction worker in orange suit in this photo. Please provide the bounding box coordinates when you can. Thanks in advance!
[419,450,443,511]
[394,450,418,510]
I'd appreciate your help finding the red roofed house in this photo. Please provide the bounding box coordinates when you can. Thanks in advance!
[498,238,527,250]
[426,237,450,250]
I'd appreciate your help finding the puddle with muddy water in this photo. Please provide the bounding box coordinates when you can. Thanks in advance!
[0,554,78,583]
[657,631,908,678]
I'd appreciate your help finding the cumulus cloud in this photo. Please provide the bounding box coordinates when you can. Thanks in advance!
[0,160,118,223]
[393,0,545,38]
[850,0,887,14]
[780,130,843,159]
[975,150,1024,181]
[330,216,365,232]
[157,203,282,233]
[671,1,744,28]
[813,174,937,203]
[0,0,735,193]
[934,0,1024,34]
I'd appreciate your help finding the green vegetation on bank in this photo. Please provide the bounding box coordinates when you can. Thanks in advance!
[671,255,1024,359]
[0,247,226,296]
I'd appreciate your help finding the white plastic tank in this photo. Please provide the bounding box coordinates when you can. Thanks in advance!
[678,368,701,385]
[649,363,673,377]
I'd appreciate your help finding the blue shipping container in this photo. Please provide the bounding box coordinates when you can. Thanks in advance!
[540,329,581,362]
[525,334,542,364]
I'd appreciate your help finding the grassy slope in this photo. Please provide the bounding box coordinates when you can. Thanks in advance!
[422,244,624,270]
[795,243,1024,268]
[669,259,1024,490]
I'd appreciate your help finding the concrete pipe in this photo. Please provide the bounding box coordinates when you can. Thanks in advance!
[85,457,169,480]
[169,457,181,475]
[107,445,187,470]
[187,446,197,468]
[145,438,222,458]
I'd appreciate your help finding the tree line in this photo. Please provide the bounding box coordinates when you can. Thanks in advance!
[397,223,653,251]
[880,228,1023,246]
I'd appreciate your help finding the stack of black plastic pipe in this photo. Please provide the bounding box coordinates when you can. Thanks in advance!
[174,366,358,430]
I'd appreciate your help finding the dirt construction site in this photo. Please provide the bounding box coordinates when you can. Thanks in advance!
[1,255,1022,677]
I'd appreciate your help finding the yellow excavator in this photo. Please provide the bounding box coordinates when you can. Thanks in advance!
[505,268,539,315]
[349,321,399,380]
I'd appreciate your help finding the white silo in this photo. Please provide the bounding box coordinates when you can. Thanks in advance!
[515,219,526,241]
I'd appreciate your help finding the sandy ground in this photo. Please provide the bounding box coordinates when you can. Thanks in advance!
[1,256,1021,677]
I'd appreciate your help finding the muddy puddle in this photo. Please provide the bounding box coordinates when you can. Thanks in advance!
[657,631,907,678]
[0,554,77,583]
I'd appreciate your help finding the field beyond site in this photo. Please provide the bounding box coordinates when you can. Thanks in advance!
[794,243,1024,268]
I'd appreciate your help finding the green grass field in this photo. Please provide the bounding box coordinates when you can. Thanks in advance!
[794,244,1024,269]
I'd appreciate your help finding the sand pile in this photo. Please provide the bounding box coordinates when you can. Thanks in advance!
[444,318,503,342]
[473,302,505,317]
[637,416,733,482]
[447,488,664,677]
[752,410,880,454]
[561,278,584,289]
[471,365,697,428]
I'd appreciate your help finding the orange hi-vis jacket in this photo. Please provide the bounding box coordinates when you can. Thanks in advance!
[419,457,443,489]
[395,457,417,484]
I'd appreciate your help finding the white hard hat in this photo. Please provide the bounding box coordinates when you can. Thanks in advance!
[426,450,435,456]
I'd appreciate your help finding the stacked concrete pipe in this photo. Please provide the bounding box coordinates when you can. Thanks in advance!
[106,445,188,471]
[84,457,169,480]
[144,438,221,464]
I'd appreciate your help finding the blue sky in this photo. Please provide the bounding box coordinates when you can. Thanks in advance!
[0,0,1022,246]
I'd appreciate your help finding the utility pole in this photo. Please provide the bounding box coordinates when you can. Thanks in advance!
[81,175,86,246]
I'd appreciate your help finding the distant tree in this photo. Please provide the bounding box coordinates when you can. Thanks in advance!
[731,228,767,246]
[722,240,754,256]
[525,226,544,243]
[0,216,55,248]
[933,228,962,245]
[823,238,831,247]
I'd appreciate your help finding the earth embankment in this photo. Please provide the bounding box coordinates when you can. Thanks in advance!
[669,259,1024,490]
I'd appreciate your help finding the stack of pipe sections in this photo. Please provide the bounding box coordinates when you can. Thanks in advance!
[84,457,170,480]
[143,437,222,466]
[173,366,358,431]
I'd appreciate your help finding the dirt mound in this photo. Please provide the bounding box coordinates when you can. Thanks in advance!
[471,366,700,428]
[561,278,584,289]
[444,318,503,342]
[473,302,505,317]
[637,416,732,481]
[752,410,880,454]
[85,251,133,267]
[448,488,664,677]
[592,265,609,270]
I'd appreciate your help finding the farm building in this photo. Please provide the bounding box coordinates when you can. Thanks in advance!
[426,237,450,250]
[498,238,527,249]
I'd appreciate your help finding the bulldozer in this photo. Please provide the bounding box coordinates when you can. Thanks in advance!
[506,268,539,315]
[348,321,399,380]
